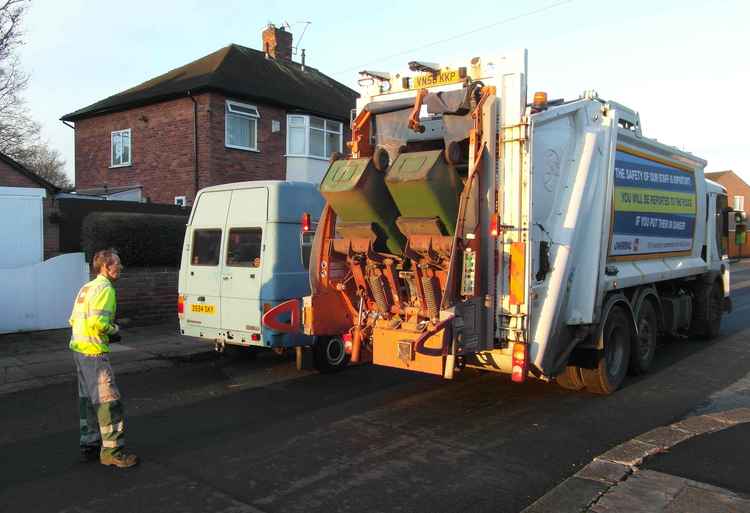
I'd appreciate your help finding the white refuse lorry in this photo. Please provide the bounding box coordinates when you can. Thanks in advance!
[264,51,732,393]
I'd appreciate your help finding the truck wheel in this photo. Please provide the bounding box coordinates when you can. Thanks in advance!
[581,305,632,395]
[629,299,658,375]
[693,281,723,340]
[313,335,350,373]
[556,366,585,391]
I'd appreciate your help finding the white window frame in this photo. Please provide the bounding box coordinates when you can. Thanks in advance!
[225,100,260,152]
[285,115,343,160]
[734,195,744,212]
[110,128,132,168]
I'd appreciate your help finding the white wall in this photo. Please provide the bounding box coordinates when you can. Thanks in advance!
[285,157,329,185]
[0,253,89,334]
[0,187,45,268]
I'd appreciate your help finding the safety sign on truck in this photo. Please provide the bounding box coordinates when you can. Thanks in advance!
[610,150,696,257]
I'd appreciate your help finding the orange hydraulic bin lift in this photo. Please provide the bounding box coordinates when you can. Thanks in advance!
[264,59,506,379]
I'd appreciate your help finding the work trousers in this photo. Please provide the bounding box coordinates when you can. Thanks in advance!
[73,352,126,457]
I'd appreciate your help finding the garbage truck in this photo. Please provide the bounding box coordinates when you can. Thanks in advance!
[263,51,732,394]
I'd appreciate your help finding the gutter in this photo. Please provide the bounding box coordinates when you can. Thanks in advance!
[188,91,199,199]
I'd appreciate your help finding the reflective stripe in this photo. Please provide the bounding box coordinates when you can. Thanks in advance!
[90,309,113,318]
[102,439,125,448]
[71,335,99,343]
[100,421,124,435]
[79,419,88,427]
[81,432,101,444]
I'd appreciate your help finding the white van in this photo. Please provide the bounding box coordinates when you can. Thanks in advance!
[178,181,348,371]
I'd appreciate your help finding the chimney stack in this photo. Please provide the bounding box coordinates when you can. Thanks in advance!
[262,24,293,61]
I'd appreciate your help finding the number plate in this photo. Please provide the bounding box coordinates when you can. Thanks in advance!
[191,304,216,314]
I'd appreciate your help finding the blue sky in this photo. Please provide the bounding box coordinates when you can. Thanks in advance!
[19,0,750,182]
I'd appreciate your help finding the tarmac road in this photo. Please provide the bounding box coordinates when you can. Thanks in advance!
[1,261,750,513]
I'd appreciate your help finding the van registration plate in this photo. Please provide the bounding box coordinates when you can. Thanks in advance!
[191,304,215,314]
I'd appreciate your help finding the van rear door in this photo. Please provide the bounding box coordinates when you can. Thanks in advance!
[219,187,268,338]
[184,190,231,329]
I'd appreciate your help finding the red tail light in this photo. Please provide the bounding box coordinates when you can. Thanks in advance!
[511,342,528,383]
[177,294,185,315]
[490,213,500,237]
[251,333,260,341]
[301,212,311,233]
[342,332,353,354]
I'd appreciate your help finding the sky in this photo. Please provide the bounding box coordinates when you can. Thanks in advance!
[17,0,750,183]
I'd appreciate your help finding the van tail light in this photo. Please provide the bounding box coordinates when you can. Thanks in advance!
[251,333,261,341]
[177,294,185,315]
[342,332,353,354]
[301,212,311,233]
[511,342,528,383]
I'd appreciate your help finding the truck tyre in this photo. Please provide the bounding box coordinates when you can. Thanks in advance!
[692,281,723,340]
[556,366,585,391]
[582,305,632,395]
[629,299,658,375]
[313,335,350,373]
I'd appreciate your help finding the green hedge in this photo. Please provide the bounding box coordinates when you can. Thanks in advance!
[82,212,187,267]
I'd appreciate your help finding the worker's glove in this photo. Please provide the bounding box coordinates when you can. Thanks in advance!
[109,324,121,343]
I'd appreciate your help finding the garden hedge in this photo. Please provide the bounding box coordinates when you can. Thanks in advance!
[82,212,187,267]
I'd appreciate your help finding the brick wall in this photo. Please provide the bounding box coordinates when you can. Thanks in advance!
[111,267,178,325]
[74,95,202,205]
[0,159,40,187]
[205,92,286,186]
[73,92,287,206]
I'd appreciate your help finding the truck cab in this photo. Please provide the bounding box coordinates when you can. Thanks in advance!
[178,181,324,353]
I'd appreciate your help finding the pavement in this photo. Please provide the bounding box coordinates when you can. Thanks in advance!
[523,408,750,512]
[0,322,215,396]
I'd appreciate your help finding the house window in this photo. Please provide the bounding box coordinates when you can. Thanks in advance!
[175,196,186,207]
[734,195,744,211]
[111,129,132,167]
[225,100,259,151]
[286,115,342,159]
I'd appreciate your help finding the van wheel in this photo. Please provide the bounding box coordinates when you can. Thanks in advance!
[581,305,632,395]
[692,281,723,340]
[313,336,350,373]
[556,366,585,391]
[629,299,658,375]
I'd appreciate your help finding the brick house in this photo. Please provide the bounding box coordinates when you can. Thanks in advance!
[0,151,61,259]
[61,25,358,206]
[706,170,750,257]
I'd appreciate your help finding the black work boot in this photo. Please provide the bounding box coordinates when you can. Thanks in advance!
[79,445,101,462]
[100,452,139,468]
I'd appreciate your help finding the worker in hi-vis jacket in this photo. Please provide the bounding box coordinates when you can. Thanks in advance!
[69,249,138,468]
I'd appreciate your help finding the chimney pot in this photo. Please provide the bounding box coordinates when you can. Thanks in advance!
[262,23,293,61]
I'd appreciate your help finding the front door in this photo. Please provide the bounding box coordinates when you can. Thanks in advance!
[220,188,268,340]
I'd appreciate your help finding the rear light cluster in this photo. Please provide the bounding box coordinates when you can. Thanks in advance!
[301,212,311,233]
[342,332,353,354]
[177,294,185,315]
[511,342,528,383]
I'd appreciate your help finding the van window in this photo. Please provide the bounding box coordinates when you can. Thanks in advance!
[301,231,315,269]
[192,229,222,266]
[227,228,262,267]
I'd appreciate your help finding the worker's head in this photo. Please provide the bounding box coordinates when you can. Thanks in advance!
[93,249,123,282]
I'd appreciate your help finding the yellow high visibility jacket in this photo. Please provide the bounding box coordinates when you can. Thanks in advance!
[69,275,117,355]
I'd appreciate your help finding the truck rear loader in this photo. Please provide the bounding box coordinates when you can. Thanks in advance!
[264,51,732,394]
